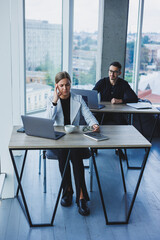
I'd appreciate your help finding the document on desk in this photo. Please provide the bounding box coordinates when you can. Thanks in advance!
[83,132,109,141]
[126,102,152,109]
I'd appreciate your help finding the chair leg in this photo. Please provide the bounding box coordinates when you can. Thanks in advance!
[43,150,47,193]
[89,157,93,192]
[39,150,42,175]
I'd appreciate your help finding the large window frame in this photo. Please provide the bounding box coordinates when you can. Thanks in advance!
[24,0,160,114]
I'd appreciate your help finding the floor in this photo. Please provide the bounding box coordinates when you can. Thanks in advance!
[0,138,160,240]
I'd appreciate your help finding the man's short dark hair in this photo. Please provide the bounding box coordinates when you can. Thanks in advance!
[109,62,121,71]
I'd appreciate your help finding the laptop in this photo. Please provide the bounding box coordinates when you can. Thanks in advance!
[71,89,105,109]
[21,115,66,140]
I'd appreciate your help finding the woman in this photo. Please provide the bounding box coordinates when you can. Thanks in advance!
[46,71,99,216]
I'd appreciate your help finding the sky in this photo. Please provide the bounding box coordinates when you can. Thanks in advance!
[25,0,160,33]
[128,0,160,33]
[25,0,98,33]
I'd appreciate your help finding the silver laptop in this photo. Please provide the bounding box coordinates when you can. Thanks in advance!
[21,115,66,140]
[71,89,105,109]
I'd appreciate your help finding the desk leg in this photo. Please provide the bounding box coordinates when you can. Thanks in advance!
[149,114,159,142]
[124,149,142,170]
[51,150,71,225]
[118,150,127,193]
[16,150,28,196]
[100,113,105,125]
[138,114,144,135]
[127,147,150,222]
[9,149,33,227]
[10,148,71,227]
[91,147,150,225]
[91,149,108,224]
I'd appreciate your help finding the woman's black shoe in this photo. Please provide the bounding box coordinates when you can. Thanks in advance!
[61,193,72,207]
[78,199,90,216]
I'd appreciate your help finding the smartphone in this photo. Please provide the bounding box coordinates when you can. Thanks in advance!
[17,127,25,133]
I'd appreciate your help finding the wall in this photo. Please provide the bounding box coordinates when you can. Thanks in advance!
[0,0,24,198]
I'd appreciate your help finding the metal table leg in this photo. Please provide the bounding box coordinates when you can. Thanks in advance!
[90,147,151,224]
[10,148,71,227]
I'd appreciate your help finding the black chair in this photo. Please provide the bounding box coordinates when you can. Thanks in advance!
[133,98,160,139]
[39,148,92,193]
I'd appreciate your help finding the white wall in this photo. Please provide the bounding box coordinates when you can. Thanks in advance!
[0,0,24,198]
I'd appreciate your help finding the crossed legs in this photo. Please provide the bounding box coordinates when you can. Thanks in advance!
[57,148,90,215]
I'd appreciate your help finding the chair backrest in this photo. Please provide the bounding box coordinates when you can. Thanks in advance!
[46,149,59,159]
[46,148,91,160]
[79,95,88,125]
[138,98,152,104]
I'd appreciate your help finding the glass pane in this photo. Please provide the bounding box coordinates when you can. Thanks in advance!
[25,0,62,114]
[72,0,99,89]
[125,0,139,89]
[138,0,160,104]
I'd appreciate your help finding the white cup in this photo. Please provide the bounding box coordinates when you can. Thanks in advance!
[64,125,76,133]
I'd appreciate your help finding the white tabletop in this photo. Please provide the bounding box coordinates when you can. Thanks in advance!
[9,125,151,149]
[91,102,160,114]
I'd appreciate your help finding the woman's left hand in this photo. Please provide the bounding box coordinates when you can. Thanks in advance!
[92,124,99,132]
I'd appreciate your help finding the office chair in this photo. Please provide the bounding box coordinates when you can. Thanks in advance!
[39,148,92,193]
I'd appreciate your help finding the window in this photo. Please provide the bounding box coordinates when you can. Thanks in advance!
[138,0,160,104]
[125,0,139,89]
[25,0,62,114]
[72,0,99,89]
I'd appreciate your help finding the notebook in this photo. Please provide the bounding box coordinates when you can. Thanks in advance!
[71,89,105,109]
[83,132,109,141]
[126,102,152,109]
[21,115,66,140]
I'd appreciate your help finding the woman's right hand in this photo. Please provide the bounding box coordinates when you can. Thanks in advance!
[53,84,61,104]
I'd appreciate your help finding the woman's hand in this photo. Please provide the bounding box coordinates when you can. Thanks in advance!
[53,84,61,104]
[92,124,99,132]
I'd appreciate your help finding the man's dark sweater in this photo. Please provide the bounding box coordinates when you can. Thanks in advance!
[93,77,138,103]
[93,77,138,124]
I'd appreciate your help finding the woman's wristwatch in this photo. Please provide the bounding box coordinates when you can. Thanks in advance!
[52,102,57,106]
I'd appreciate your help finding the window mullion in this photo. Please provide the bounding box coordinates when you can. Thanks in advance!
[62,0,74,76]
[133,0,144,94]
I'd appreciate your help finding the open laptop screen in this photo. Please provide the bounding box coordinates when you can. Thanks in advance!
[21,115,65,140]
[71,89,104,109]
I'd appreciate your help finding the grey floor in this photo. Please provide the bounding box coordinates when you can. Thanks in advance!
[0,138,160,240]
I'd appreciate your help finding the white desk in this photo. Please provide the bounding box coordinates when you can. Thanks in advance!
[9,125,151,226]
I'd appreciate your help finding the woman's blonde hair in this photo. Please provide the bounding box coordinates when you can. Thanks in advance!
[55,71,71,84]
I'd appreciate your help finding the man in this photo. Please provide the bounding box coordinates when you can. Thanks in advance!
[93,61,138,159]
[93,61,138,124]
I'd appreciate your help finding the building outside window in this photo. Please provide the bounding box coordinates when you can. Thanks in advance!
[25,0,62,114]
[138,0,160,104]
[72,0,99,90]
[125,0,160,104]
